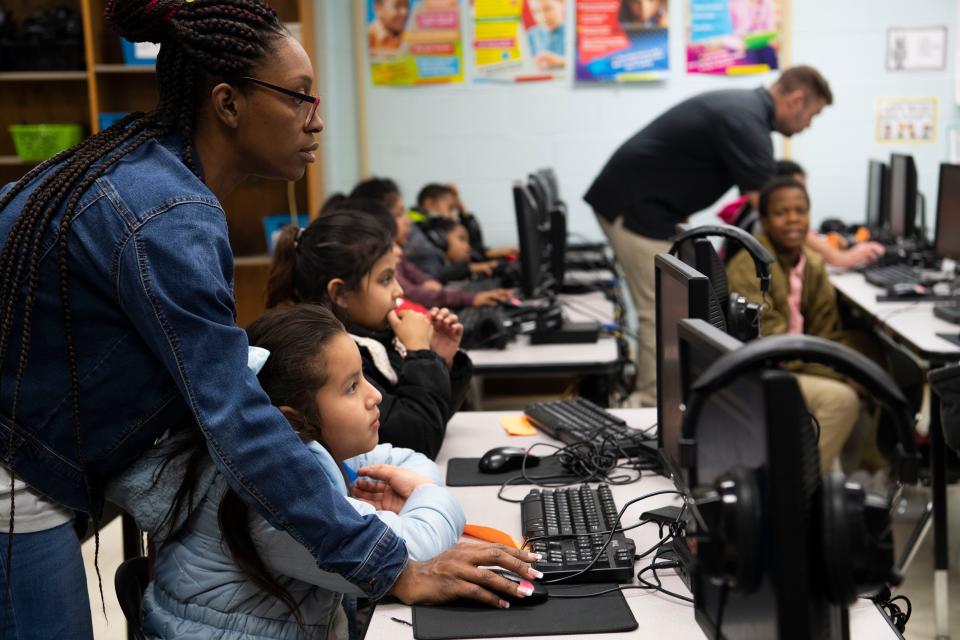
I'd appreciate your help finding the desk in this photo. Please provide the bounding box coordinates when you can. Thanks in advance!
[832,270,960,639]
[364,409,901,640]
[466,291,625,407]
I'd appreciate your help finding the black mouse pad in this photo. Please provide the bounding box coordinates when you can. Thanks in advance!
[412,583,637,639]
[445,456,581,487]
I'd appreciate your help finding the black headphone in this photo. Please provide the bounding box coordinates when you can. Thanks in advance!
[421,217,449,252]
[669,225,774,342]
[680,334,918,606]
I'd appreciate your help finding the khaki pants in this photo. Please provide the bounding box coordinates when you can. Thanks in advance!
[597,215,673,406]
[795,373,860,473]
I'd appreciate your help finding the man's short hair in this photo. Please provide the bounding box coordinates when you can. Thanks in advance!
[774,65,833,105]
[758,176,809,217]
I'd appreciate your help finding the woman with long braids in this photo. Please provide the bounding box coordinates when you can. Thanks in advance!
[0,0,538,636]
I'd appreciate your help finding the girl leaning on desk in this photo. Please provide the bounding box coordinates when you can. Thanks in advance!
[0,0,537,636]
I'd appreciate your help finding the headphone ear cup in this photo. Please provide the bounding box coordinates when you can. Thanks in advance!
[694,466,763,594]
[820,474,897,605]
[424,222,448,252]
[820,473,855,605]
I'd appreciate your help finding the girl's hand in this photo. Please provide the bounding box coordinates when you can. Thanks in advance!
[429,307,464,367]
[387,309,433,351]
[468,261,498,277]
[473,289,513,307]
[352,464,434,513]
[389,543,543,608]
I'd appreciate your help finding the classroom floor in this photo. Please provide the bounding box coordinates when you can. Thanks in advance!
[82,473,960,639]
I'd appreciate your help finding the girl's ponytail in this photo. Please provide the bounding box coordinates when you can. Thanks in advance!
[265,225,301,309]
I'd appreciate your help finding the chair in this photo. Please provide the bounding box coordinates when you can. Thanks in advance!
[114,556,149,640]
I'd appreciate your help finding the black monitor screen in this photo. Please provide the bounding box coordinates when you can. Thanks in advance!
[678,319,758,489]
[866,160,888,229]
[936,163,960,260]
[513,183,544,298]
[655,254,713,488]
[888,153,918,239]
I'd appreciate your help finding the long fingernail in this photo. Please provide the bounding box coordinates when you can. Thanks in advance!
[517,583,534,596]
[499,599,510,609]
[529,568,544,579]
[528,552,542,561]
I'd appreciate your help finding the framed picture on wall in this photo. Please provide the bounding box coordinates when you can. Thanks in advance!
[886,26,947,72]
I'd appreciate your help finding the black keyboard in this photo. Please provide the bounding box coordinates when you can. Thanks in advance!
[523,397,655,458]
[934,300,960,325]
[521,484,636,582]
[460,277,503,293]
[863,264,923,288]
[458,307,511,349]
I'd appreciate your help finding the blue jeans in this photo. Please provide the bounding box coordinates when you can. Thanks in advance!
[0,521,93,640]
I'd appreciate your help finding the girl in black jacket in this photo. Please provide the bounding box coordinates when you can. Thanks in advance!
[265,204,472,459]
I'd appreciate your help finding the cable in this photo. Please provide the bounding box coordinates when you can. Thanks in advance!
[871,588,912,634]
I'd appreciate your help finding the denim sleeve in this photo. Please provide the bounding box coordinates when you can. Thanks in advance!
[115,202,408,598]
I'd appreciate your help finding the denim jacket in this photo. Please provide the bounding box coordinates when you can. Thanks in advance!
[0,136,406,598]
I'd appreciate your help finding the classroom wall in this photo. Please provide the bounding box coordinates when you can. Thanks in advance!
[319,1,957,245]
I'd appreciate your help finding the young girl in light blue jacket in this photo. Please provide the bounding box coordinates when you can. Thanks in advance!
[108,304,465,639]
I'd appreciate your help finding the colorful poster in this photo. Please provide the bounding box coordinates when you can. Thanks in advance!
[875,97,938,144]
[686,0,781,76]
[575,0,669,82]
[472,0,567,82]
[367,0,464,86]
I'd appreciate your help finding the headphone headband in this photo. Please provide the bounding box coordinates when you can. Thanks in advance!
[680,334,919,484]
[669,225,774,293]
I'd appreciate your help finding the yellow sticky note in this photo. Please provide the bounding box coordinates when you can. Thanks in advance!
[499,415,537,436]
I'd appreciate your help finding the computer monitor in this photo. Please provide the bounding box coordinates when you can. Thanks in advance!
[678,318,843,638]
[654,254,716,488]
[513,182,546,298]
[548,205,567,290]
[888,153,918,239]
[935,163,960,260]
[866,159,889,230]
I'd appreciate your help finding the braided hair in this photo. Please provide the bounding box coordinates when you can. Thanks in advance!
[0,0,285,606]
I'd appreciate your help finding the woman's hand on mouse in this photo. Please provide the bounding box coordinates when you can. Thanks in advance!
[389,543,543,608]
[352,464,433,513]
[388,309,433,351]
[428,307,463,367]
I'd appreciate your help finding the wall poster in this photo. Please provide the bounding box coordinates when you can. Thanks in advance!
[368,0,464,86]
[575,0,670,82]
[686,0,781,75]
[472,0,567,82]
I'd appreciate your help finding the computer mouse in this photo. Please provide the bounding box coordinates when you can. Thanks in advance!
[887,282,927,299]
[477,447,540,473]
[491,570,549,606]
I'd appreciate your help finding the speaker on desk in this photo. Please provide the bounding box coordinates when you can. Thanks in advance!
[678,332,919,639]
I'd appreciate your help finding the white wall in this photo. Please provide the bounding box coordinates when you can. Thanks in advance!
[320,1,957,245]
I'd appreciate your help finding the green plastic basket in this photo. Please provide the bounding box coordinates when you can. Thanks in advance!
[9,124,84,162]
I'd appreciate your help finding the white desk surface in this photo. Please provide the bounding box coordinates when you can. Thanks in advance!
[364,409,899,640]
[829,271,960,361]
[466,291,620,371]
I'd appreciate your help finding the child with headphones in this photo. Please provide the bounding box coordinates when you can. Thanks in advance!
[344,180,514,307]
[408,183,513,282]
[725,177,877,472]
[266,207,473,460]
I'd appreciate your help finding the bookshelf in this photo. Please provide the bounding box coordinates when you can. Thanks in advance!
[0,0,322,326]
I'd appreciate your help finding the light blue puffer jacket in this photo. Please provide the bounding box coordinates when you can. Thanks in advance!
[107,437,464,640]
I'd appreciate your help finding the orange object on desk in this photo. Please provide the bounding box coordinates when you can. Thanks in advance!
[499,415,537,436]
[463,524,520,549]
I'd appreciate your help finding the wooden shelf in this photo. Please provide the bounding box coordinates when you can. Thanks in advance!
[234,254,272,267]
[0,156,36,166]
[0,71,88,81]
[94,64,155,74]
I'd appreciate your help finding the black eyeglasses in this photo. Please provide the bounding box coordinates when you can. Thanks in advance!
[239,76,321,127]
